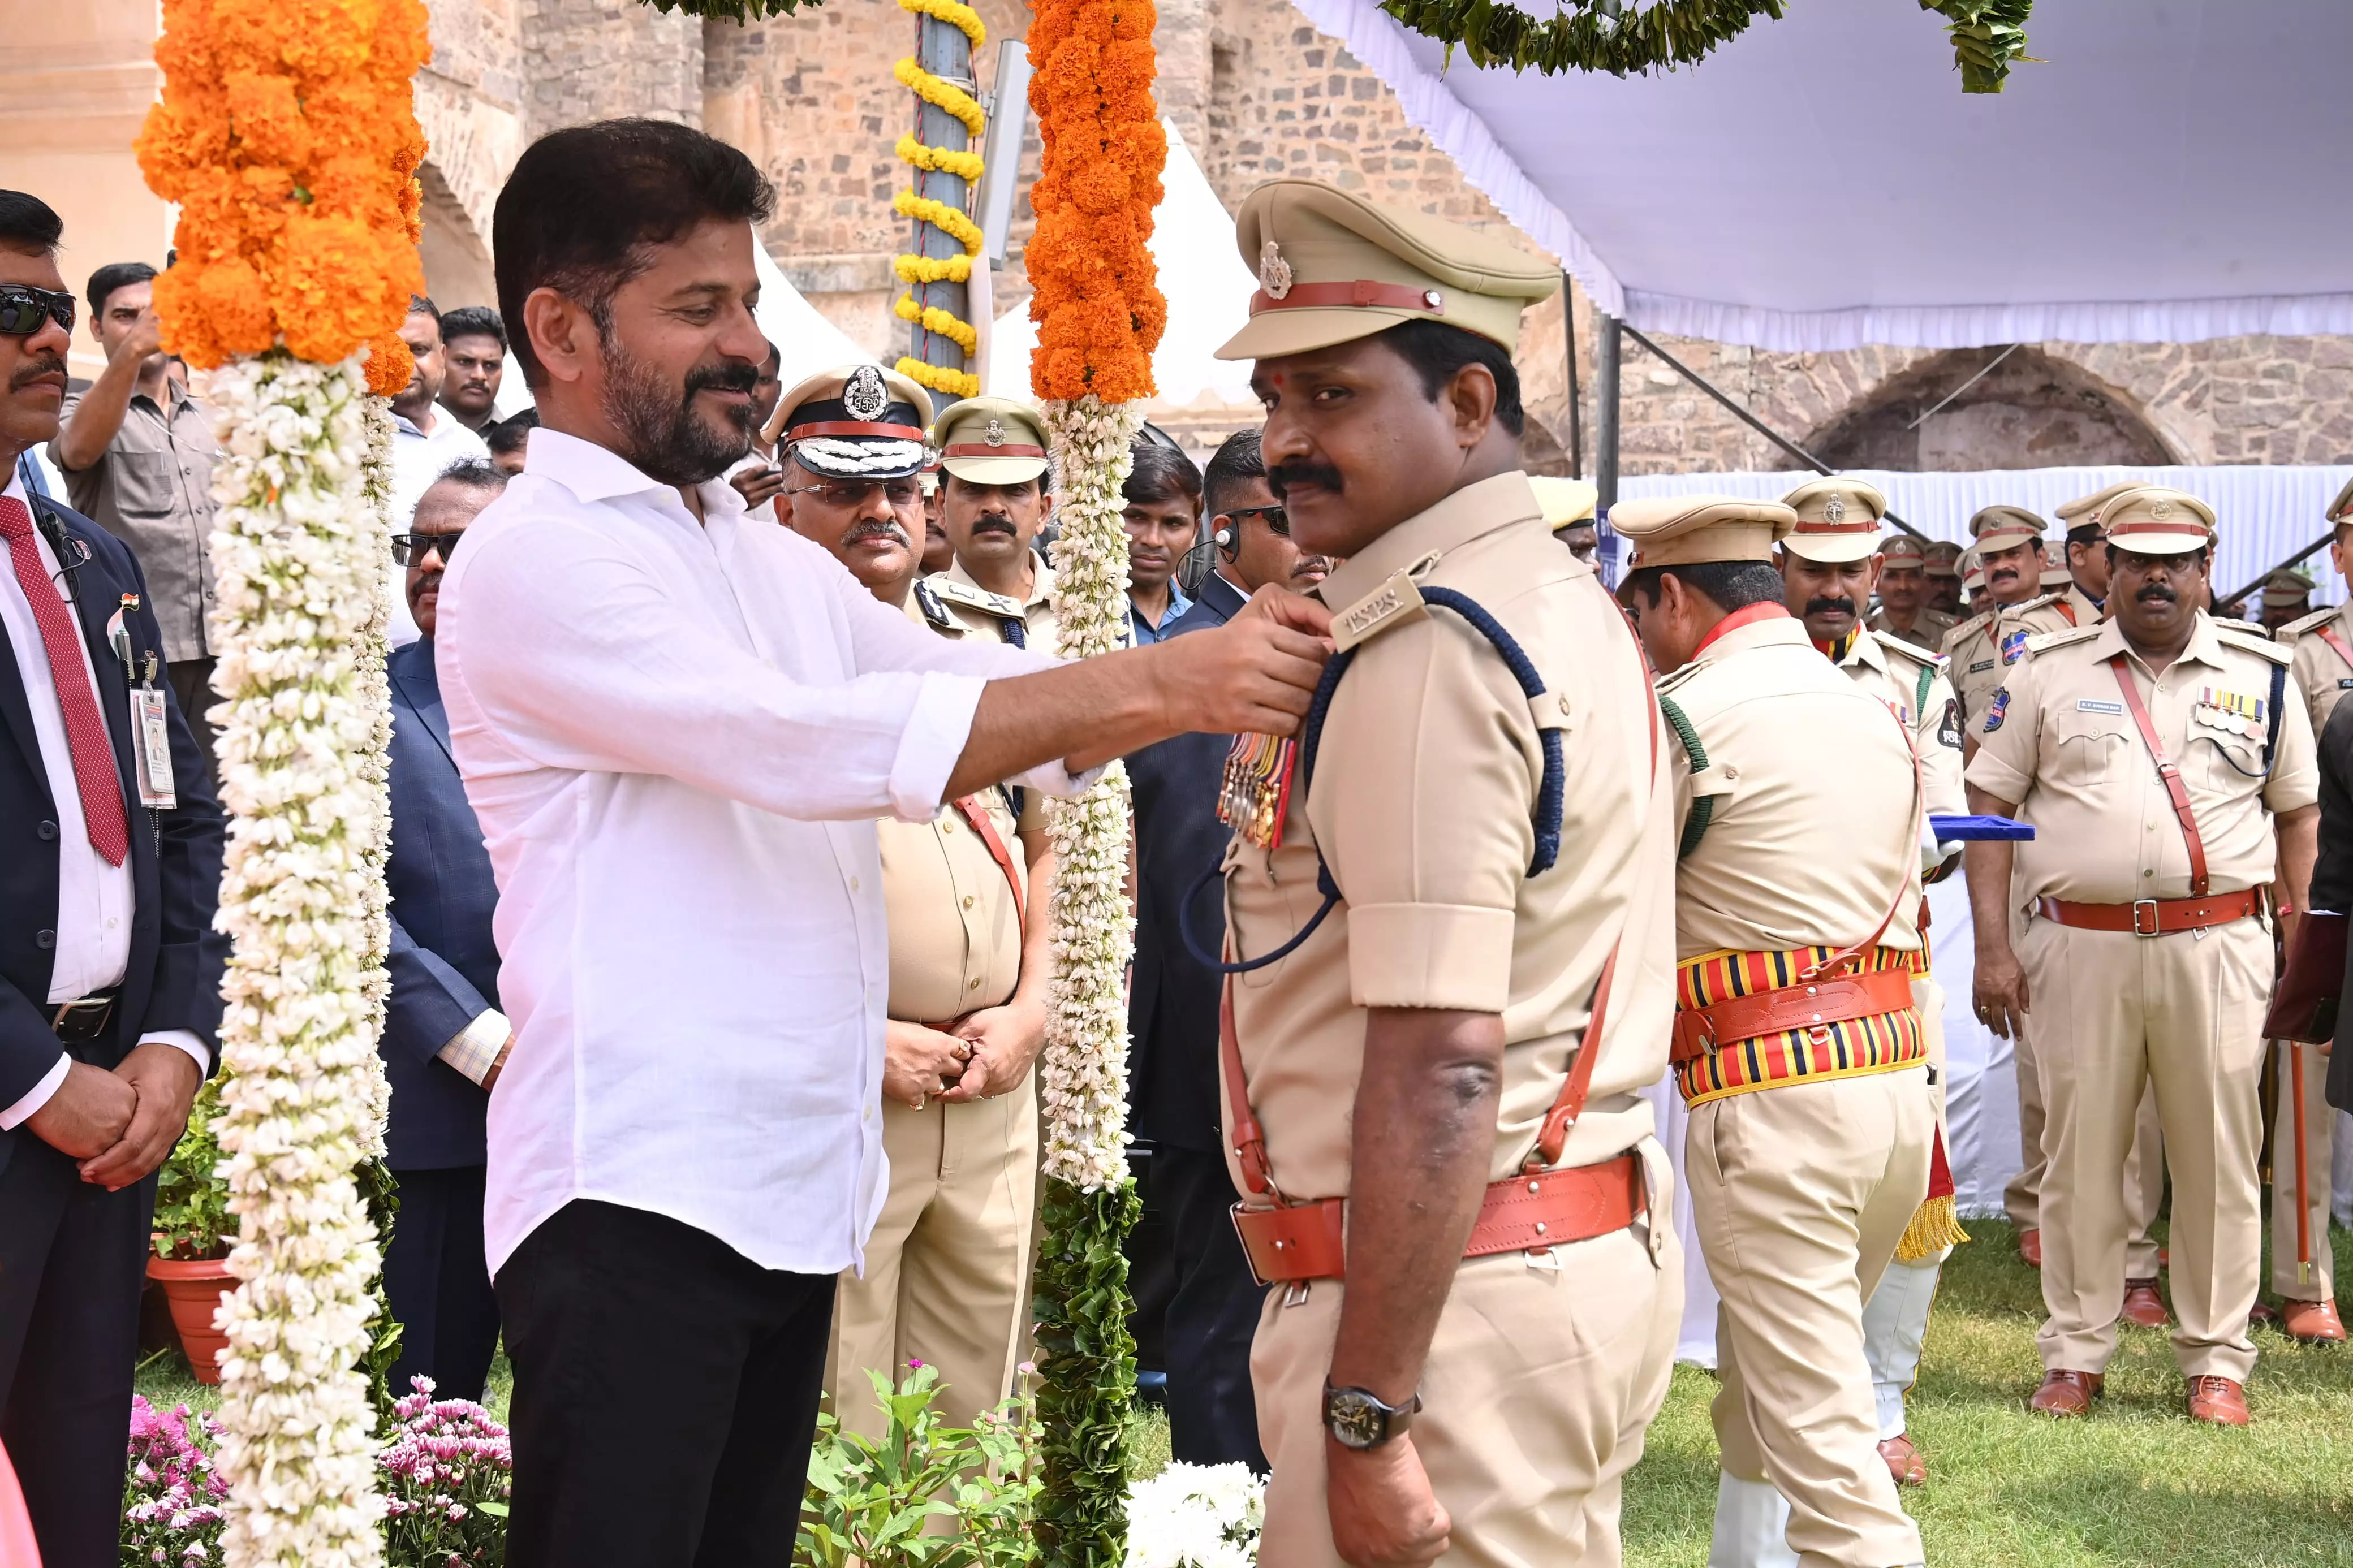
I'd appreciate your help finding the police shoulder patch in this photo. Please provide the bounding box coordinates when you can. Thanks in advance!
[1330,567,1430,653]
[1937,697,1962,749]
[2023,625,2101,659]
[1999,628,2032,665]
[926,575,1026,620]
[2213,623,2292,665]
[912,578,956,632]
[1942,609,1994,651]
[1982,687,2012,733]
[2278,603,2346,641]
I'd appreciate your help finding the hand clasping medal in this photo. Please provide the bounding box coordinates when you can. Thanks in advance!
[1218,732,1298,850]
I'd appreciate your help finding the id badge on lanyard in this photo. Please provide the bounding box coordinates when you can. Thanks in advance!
[106,594,176,810]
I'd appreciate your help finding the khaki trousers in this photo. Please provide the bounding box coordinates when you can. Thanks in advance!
[2122,1084,2166,1278]
[2270,1040,2338,1302]
[1690,1070,1933,1568]
[2022,918,2268,1382]
[828,1073,1038,1438]
[1254,1142,1680,1567]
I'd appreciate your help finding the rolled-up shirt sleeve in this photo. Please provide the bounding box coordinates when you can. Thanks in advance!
[449,519,1098,823]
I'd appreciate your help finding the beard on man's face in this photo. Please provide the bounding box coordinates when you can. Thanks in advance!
[601,340,759,487]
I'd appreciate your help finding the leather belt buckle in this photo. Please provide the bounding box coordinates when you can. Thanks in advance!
[2132,899,2161,937]
[51,993,116,1044]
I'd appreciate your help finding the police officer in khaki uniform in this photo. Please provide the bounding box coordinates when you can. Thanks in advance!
[1924,540,1966,619]
[772,365,1057,1439]
[2262,569,2317,633]
[1867,533,1956,649]
[2054,481,2136,625]
[1618,495,1934,1568]
[920,396,1063,653]
[1211,178,1680,1568]
[1531,475,1600,567]
[1775,477,1966,1492]
[1966,486,2320,1427]
[2255,473,2353,1345]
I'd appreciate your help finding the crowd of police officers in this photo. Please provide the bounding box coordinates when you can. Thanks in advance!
[776,173,2346,1568]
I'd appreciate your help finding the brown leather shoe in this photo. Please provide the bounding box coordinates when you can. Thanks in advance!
[2019,1228,2042,1268]
[2249,1300,2282,1326]
[1877,1433,1927,1486]
[2121,1278,2170,1329]
[2281,1299,2347,1343]
[2028,1369,2104,1416]
[2186,1375,2250,1426]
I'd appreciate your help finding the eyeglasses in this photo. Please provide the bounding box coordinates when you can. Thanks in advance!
[1224,504,1290,537]
[0,286,75,337]
[783,479,924,509]
[391,530,466,567]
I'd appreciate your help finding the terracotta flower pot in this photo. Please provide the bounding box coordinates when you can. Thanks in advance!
[147,1256,235,1385]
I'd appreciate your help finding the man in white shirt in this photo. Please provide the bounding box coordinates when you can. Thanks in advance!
[439,120,1330,1568]
[388,296,492,647]
[0,189,226,1568]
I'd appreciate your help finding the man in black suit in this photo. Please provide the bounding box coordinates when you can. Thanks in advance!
[1126,430,1335,1469]
[383,459,511,1402]
[0,191,226,1568]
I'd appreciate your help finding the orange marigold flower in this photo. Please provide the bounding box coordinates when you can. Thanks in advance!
[361,329,412,396]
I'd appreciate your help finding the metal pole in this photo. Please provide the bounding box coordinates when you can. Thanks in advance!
[1563,274,1583,481]
[1617,321,1930,542]
[913,10,975,408]
[1595,312,1620,508]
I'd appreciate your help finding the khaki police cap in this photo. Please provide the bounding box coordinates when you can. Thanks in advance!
[2264,568,2317,607]
[2329,473,2353,525]
[2100,485,2215,555]
[1528,476,1598,531]
[1960,549,1985,592]
[1969,505,2046,552]
[1923,539,1964,577]
[1216,179,1560,361]
[1779,477,1887,563]
[1611,494,1795,568]
[930,396,1051,485]
[2040,563,2072,588]
[767,362,934,479]
[2057,479,2141,532]
[1879,534,1928,565]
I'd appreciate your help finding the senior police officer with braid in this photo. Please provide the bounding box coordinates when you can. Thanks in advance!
[1207,178,1679,1567]
[763,364,1059,1441]
[1617,496,1935,1568]
[1774,476,1969,1493]
[1966,485,2318,1427]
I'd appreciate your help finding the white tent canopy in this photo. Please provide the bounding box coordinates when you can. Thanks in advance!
[1290,0,2353,352]
[987,120,1258,409]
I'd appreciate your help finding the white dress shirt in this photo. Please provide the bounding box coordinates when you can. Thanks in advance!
[437,429,1089,1277]
[387,409,493,648]
[0,472,208,1128]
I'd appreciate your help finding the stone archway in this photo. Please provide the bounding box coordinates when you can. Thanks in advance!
[1805,345,2177,471]
[417,159,498,311]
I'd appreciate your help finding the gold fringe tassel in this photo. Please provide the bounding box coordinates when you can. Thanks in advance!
[1894,1193,1968,1263]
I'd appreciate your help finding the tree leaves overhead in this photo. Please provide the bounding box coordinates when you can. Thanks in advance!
[1375,0,2036,93]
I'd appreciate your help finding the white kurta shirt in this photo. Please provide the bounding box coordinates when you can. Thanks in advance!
[436,429,1083,1277]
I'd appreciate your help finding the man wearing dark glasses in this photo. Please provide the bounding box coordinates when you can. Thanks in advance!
[49,258,222,796]
[0,190,226,1568]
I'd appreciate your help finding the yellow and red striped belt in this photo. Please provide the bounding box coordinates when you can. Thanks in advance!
[1671,945,1928,1107]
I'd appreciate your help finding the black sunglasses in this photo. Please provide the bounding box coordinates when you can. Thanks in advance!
[1225,503,1290,537]
[391,530,466,567]
[0,286,75,338]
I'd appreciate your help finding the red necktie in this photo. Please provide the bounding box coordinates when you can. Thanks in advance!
[0,497,128,865]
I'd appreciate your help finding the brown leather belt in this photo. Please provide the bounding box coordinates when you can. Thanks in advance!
[1230,1151,1645,1286]
[2033,888,2262,936]
[1669,968,1916,1067]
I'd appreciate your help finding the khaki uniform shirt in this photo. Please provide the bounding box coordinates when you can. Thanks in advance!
[1941,591,2080,727]
[2061,582,2105,627]
[1824,629,1966,822]
[1222,473,1675,1200]
[2277,602,2353,735]
[878,789,1028,1024]
[1963,613,2318,906]
[1867,606,1955,649]
[51,385,219,664]
[1660,612,1925,960]
[918,556,1063,655]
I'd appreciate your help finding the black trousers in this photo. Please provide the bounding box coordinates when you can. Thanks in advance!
[166,655,220,801]
[497,1199,836,1568]
[1150,1143,1270,1471]
[0,1137,158,1568]
[383,1164,501,1404]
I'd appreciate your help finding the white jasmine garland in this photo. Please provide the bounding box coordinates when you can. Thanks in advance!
[352,396,397,1157]
[203,349,390,1568]
[1040,394,1145,1189]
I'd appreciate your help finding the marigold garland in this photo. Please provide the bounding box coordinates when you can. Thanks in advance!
[894,295,981,353]
[896,253,975,286]
[895,56,988,139]
[1024,0,1167,402]
[897,356,982,399]
[895,131,988,184]
[892,0,986,404]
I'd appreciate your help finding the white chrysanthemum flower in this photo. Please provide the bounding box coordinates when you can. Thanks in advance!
[1124,1463,1265,1568]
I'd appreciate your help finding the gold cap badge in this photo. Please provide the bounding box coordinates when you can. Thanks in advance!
[1259,240,1294,301]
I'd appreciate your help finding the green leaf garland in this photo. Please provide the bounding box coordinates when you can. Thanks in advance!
[1030,1177,1141,1568]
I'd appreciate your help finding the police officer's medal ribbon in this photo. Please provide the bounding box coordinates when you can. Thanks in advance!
[2196,685,2264,738]
[1219,731,1298,850]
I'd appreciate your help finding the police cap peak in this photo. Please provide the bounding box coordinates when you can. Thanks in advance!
[1216,179,1559,362]
[2264,567,2317,607]
[1779,477,1887,563]
[930,396,1051,486]
[1923,539,1965,577]
[1611,494,1795,568]
[2100,485,2215,555]
[1968,505,2046,551]
[1878,533,1928,564]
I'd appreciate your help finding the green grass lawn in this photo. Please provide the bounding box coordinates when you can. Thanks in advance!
[133,1216,2353,1565]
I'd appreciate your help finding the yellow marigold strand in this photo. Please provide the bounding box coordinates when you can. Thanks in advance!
[895,57,986,138]
[896,132,986,184]
[894,189,984,256]
[900,0,986,46]
[896,253,975,285]
[894,295,980,353]
[893,0,986,403]
[897,356,981,399]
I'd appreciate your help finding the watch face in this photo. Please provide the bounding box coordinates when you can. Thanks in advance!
[1325,1388,1388,1450]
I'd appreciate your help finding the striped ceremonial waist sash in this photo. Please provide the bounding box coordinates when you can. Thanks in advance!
[1671,945,1929,1107]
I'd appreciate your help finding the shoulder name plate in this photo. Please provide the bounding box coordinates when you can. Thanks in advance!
[1331,568,1430,653]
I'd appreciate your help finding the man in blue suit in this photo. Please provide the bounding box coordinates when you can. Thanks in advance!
[382,457,511,1402]
[0,192,226,1568]
[1126,430,1334,1469]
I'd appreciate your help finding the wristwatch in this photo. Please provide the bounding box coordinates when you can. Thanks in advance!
[1322,1382,1420,1450]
